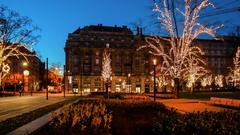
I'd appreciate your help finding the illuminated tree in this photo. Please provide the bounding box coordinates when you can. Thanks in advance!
[155,64,170,92]
[215,75,224,88]
[138,0,221,97]
[201,74,213,88]
[48,65,63,87]
[201,77,208,87]
[183,57,207,93]
[228,47,240,86]
[0,6,39,88]
[101,48,112,94]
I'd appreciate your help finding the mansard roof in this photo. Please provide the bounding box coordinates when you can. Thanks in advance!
[72,24,133,35]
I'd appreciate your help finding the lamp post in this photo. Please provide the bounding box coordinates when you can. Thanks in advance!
[63,65,66,98]
[46,58,48,100]
[23,70,30,95]
[128,73,131,93]
[153,59,157,101]
[67,70,72,94]
[22,62,28,96]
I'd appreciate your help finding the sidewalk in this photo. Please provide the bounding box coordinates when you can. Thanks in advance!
[158,99,230,113]
[7,98,80,135]
[0,93,74,122]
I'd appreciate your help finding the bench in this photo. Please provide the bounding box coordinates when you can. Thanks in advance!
[209,97,240,109]
[146,93,176,99]
[123,95,150,100]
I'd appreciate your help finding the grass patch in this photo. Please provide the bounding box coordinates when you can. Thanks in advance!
[180,91,240,100]
[0,96,80,134]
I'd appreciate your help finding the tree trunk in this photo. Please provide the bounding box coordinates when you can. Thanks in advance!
[174,78,180,98]
[105,82,108,99]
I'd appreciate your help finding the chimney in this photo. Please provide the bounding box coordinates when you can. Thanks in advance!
[136,26,140,35]
[140,27,143,35]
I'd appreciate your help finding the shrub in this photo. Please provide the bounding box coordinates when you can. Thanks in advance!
[103,93,124,99]
[153,110,240,135]
[105,99,166,111]
[50,102,112,135]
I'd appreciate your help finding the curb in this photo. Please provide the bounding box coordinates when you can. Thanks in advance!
[7,99,80,135]
[165,106,186,114]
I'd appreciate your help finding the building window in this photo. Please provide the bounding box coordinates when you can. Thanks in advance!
[116,55,121,65]
[73,55,78,65]
[84,59,91,64]
[94,66,100,72]
[126,55,131,64]
[96,58,99,65]
[73,67,78,73]
[136,86,141,93]
[116,84,121,92]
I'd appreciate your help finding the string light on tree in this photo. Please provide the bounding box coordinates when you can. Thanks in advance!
[201,77,208,87]
[0,6,38,87]
[101,49,112,82]
[183,57,207,92]
[101,45,112,96]
[215,75,224,88]
[227,47,240,86]
[138,0,221,97]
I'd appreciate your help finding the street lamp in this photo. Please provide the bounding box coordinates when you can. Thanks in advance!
[23,69,30,96]
[23,62,28,67]
[128,73,131,93]
[21,62,28,96]
[153,59,157,101]
[67,70,72,94]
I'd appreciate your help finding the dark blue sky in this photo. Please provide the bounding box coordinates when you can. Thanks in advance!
[0,0,152,66]
[0,0,239,66]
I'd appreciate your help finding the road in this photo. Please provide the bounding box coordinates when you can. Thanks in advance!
[0,93,77,122]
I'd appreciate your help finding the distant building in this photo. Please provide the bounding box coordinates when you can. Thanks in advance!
[47,66,64,93]
[3,45,44,93]
[196,37,239,75]
[65,24,239,94]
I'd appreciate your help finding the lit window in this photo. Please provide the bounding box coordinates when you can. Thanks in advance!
[96,58,99,65]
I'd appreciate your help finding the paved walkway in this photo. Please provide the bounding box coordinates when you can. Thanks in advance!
[0,93,75,122]
[7,99,80,135]
[158,99,230,113]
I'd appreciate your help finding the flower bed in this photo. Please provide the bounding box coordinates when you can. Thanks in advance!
[37,101,112,135]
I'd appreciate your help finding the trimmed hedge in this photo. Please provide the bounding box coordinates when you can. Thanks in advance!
[153,110,240,135]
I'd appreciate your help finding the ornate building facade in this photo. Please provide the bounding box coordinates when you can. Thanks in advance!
[65,24,239,94]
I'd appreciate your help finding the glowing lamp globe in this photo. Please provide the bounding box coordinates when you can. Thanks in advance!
[23,70,30,76]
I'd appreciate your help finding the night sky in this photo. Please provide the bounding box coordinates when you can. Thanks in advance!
[0,0,239,67]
